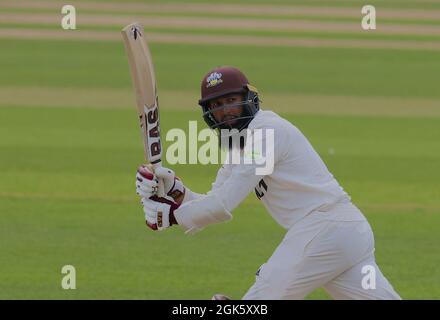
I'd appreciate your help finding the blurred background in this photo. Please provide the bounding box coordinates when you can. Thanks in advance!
[0,0,439,299]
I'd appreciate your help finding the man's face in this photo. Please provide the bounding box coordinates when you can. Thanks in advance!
[207,93,244,126]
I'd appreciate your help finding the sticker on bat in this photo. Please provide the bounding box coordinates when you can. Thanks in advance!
[144,105,162,160]
[130,25,142,40]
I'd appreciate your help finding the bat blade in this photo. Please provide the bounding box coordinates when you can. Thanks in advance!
[121,22,165,196]
[121,22,162,165]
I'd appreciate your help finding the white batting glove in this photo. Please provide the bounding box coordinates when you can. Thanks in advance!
[141,197,179,231]
[136,165,185,203]
[136,165,158,199]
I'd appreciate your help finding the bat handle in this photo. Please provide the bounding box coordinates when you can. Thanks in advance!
[152,162,165,198]
[156,178,165,198]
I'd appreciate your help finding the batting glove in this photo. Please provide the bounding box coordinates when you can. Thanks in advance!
[141,197,179,231]
[136,165,185,203]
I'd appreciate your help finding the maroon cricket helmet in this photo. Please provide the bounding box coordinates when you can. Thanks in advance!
[198,66,250,106]
[198,66,260,130]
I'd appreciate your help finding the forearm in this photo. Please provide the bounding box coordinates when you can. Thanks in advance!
[173,193,232,234]
[169,188,203,225]
[173,168,263,233]
[181,188,204,204]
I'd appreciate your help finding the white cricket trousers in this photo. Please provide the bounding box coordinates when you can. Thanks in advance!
[242,201,401,300]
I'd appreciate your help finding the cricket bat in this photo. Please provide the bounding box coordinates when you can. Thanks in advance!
[121,22,165,197]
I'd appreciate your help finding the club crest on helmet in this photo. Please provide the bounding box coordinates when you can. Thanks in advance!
[206,72,223,88]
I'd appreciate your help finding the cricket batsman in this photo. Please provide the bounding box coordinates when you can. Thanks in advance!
[135,66,401,300]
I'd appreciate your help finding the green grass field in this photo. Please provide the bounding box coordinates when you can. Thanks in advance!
[1,0,439,299]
